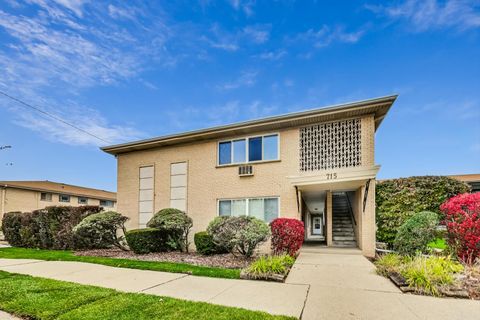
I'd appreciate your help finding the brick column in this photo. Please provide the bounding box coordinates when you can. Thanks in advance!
[326,191,332,246]
[361,180,376,257]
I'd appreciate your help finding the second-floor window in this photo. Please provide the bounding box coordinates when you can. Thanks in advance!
[78,197,88,205]
[59,194,70,203]
[218,134,279,165]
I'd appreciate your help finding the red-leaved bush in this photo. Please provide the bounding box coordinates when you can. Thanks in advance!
[441,193,480,264]
[271,218,304,256]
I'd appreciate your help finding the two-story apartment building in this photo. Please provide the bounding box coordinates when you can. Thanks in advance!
[0,181,116,218]
[102,95,397,257]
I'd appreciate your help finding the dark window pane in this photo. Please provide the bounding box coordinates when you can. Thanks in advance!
[219,142,231,165]
[248,137,262,161]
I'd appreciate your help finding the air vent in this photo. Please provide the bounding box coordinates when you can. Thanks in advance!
[238,165,253,176]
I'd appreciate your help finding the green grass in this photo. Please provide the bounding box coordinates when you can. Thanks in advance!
[0,247,240,279]
[427,238,447,250]
[0,271,293,320]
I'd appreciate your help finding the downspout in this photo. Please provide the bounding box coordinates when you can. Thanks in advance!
[295,186,300,214]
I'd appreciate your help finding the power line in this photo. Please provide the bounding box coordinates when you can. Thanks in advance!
[0,90,111,144]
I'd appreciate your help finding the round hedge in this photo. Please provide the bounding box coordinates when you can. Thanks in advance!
[376,176,470,246]
[73,211,128,250]
[394,211,439,255]
[125,228,173,254]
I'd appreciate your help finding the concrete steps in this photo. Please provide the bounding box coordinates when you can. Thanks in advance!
[332,193,356,248]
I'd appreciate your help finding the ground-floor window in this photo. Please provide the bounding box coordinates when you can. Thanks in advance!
[218,197,279,223]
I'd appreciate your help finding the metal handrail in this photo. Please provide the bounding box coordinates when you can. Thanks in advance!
[345,192,357,226]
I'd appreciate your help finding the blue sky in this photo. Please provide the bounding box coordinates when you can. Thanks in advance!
[0,0,479,192]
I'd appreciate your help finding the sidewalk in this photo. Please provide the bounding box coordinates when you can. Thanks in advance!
[286,246,480,320]
[0,258,308,318]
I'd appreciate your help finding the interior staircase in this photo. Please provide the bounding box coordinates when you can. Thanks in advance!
[332,193,357,247]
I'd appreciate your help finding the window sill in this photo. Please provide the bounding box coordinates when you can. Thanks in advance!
[216,159,281,168]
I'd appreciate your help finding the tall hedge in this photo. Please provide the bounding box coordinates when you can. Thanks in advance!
[1,206,103,249]
[376,176,470,246]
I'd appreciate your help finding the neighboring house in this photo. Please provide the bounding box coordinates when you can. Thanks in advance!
[449,174,480,193]
[0,181,116,219]
[102,95,397,257]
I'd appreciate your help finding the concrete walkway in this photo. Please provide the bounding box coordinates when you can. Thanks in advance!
[1,249,479,319]
[0,258,308,318]
[286,246,480,320]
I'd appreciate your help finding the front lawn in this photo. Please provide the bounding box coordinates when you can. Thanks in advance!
[0,271,293,320]
[0,247,240,279]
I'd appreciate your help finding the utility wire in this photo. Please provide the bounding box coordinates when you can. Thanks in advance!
[0,90,111,144]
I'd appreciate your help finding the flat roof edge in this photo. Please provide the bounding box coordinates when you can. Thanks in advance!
[102,94,397,155]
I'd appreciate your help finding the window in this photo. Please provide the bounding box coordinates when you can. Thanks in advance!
[100,200,114,207]
[40,192,52,201]
[248,137,262,162]
[78,197,88,205]
[218,134,279,165]
[218,197,279,222]
[59,194,70,203]
[170,162,187,211]
[138,165,154,228]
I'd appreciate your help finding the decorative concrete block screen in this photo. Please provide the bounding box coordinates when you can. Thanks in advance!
[300,118,361,171]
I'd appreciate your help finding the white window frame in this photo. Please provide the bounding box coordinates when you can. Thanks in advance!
[216,196,280,222]
[217,133,280,166]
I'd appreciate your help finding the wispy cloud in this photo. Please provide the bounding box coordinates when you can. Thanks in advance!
[256,49,287,60]
[243,25,270,44]
[165,100,278,131]
[291,25,366,49]
[366,0,480,32]
[216,71,258,90]
[228,0,255,17]
[205,23,270,51]
[0,2,173,146]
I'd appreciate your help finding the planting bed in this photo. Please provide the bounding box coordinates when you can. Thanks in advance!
[75,249,253,269]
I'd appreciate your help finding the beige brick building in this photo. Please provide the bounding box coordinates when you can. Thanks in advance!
[0,181,116,217]
[102,95,397,257]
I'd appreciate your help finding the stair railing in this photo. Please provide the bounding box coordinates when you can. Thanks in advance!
[345,193,357,226]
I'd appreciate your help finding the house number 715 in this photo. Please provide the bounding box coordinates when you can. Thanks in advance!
[326,173,337,180]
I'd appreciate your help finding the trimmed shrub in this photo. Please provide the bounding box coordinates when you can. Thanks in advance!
[207,216,270,257]
[441,192,480,264]
[1,212,23,246]
[125,228,173,254]
[270,218,304,256]
[194,231,225,255]
[393,211,438,256]
[1,206,103,249]
[376,176,470,246]
[73,211,128,250]
[147,208,193,252]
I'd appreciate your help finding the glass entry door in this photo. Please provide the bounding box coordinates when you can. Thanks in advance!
[312,215,323,235]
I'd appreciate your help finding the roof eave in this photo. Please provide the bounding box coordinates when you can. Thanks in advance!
[102,94,397,155]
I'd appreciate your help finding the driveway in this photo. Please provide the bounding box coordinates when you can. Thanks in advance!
[286,246,480,320]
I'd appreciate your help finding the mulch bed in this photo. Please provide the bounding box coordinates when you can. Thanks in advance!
[74,249,254,269]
